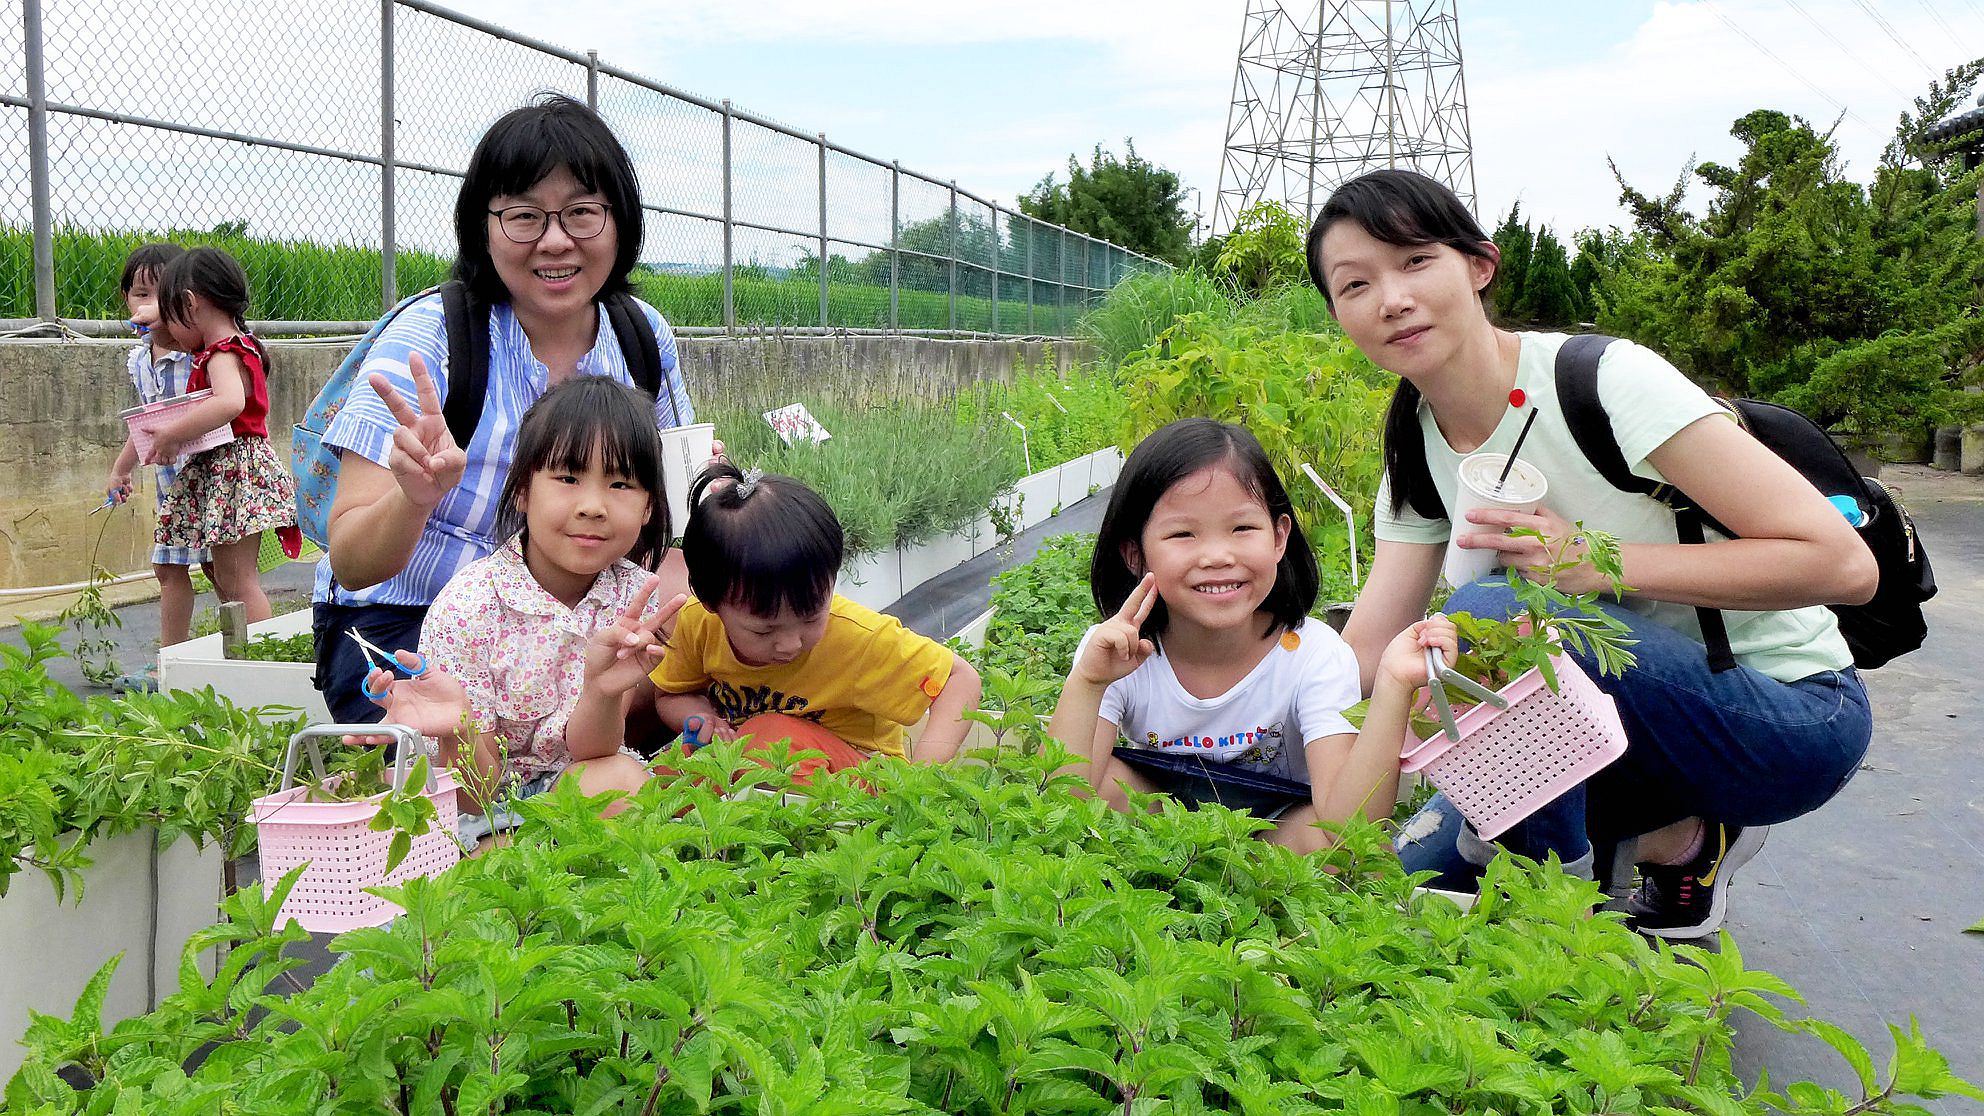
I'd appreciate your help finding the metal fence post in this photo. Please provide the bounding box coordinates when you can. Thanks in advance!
[1058,228,1068,334]
[889,161,900,333]
[23,0,57,323]
[990,207,999,336]
[956,180,964,329]
[720,99,734,332]
[1024,217,1034,334]
[817,133,829,331]
[379,0,397,311]
[585,50,599,109]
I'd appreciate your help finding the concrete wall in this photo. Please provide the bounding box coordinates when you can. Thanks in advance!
[0,332,1086,601]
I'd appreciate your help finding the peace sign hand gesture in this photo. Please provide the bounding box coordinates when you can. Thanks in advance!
[371,352,468,511]
[584,575,690,698]
[1070,572,1159,689]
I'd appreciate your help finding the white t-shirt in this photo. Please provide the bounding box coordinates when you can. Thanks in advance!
[1373,331,1851,682]
[1089,617,1361,784]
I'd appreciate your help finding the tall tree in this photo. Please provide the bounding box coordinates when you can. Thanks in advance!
[1489,204,1533,319]
[1517,227,1580,327]
[1019,141,1194,266]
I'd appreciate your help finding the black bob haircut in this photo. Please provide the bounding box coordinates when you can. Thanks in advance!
[1303,169,1498,521]
[155,247,265,374]
[684,462,843,619]
[120,242,184,294]
[1091,418,1318,645]
[453,94,644,306]
[496,376,671,570]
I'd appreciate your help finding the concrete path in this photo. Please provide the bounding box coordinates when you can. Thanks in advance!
[1727,466,1983,1111]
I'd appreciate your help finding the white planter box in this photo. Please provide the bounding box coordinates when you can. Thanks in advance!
[1090,446,1124,490]
[898,531,974,598]
[968,512,999,558]
[841,548,902,612]
[1057,452,1096,508]
[1015,469,1060,531]
[158,608,329,723]
[0,828,225,1079]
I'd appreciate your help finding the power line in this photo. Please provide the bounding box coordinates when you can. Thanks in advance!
[1914,0,1979,58]
[1778,0,1913,101]
[1704,1,1876,134]
[1846,0,1937,74]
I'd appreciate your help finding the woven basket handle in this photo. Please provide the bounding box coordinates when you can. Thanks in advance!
[281,724,437,794]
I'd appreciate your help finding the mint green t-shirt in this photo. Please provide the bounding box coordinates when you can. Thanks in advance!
[1372,332,1851,682]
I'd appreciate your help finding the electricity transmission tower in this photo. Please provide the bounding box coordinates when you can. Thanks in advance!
[1212,0,1476,238]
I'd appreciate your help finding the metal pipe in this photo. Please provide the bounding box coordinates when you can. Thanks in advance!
[380,0,397,312]
[721,100,735,332]
[1025,216,1034,333]
[890,161,900,332]
[956,180,964,327]
[0,95,391,166]
[585,49,599,109]
[23,0,56,322]
[818,133,830,330]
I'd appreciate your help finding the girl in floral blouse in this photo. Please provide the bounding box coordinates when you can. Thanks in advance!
[360,377,687,846]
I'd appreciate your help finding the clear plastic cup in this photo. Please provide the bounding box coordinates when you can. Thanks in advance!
[1441,452,1549,588]
[657,422,715,537]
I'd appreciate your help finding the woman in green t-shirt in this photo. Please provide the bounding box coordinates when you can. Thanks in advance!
[1312,169,1876,940]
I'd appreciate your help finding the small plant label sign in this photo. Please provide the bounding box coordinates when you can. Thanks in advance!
[764,403,832,445]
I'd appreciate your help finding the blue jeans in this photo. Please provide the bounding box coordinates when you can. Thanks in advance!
[1395,579,1873,890]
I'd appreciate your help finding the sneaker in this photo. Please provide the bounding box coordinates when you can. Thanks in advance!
[1625,822,1768,940]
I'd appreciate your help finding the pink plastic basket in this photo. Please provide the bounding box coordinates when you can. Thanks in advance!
[1399,654,1628,840]
[250,726,460,933]
[119,389,234,462]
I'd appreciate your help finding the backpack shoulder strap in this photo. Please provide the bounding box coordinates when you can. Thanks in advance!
[439,280,490,450]
[603,291,673,425]
[1555,332,1738,671]
[1553,334,1660,499]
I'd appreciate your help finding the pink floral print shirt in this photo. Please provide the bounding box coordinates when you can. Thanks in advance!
[419,539,657,781]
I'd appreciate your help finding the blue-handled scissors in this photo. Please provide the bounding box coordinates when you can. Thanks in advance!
[349,627,429,700]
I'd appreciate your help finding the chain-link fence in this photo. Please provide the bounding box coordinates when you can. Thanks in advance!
[3,0,1166,337]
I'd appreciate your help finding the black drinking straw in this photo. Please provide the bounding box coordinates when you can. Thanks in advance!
[1494,409,1540,493]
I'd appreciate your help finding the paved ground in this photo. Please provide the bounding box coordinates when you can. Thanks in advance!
[1725,466,1983,1111]
[8,474,1980,1106]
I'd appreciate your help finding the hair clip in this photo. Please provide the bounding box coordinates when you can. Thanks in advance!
[734,467,765,500]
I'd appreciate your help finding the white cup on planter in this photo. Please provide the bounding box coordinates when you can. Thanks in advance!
[1441,452,1549,589]
[657,422,716,538]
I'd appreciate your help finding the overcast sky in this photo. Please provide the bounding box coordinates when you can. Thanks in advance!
[446,0,1984,241]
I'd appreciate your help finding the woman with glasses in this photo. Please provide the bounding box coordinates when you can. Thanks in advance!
[310,93,701,725]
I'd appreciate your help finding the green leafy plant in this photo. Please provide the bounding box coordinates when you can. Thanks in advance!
[969,534,1097,682]
[228,631,316,663]
[1120,312,1390,598]
[7,722,1977,1114]
[1214,199,1310,294]
[0,625,300,901]
[55,514,123,688]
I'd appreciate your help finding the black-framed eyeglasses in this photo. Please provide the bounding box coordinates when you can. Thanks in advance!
[486,202,610,244]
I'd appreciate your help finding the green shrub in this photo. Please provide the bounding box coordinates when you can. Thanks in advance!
[0,625,299,900]
[1120,314,1390,602]
[711,401,1026,561]
[959,354,1125,475]
[971,534,1097,681]
[10,725,1977,1114]
[1077,267,1236,366]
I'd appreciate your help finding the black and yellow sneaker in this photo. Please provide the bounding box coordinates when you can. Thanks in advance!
[1625,823,1768,940]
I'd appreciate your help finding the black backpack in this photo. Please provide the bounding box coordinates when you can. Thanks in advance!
[1400,334,1936,672]
[436,280,675,443]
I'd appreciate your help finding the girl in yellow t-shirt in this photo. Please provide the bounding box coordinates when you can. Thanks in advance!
[651,463,981,766]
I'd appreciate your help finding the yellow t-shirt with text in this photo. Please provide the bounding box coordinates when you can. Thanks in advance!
[649,594,954,758]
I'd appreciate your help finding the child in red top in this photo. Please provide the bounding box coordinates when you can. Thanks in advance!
[146,247,296,622]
